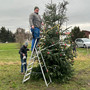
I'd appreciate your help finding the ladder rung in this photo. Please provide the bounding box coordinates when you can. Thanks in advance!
[28,62,34,66]
[37,51,40,53]
[32,56,37,60]
[25,72,31,77]
[27,67,32,71]
[23,76,30,83]
[42,65,45,67]
[47,82,51,86]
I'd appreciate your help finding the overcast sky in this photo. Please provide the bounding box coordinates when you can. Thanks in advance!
[0,0,90,33]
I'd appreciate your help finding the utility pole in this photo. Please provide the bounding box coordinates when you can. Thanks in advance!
[51,0,52,4]
[66,21,67,29]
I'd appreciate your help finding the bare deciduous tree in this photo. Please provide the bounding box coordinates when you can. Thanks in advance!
[15,28,25,48]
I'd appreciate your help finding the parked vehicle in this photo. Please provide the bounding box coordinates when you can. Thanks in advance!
[75,38,90,48]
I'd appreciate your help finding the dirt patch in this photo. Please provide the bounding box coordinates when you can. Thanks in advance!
[0,61,38,65]
[0,61,20,65]
[75,54,90,61]
[46,87,57,90]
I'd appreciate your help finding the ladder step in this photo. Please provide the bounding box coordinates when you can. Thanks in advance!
[28,62,34,66]
[42,65,45,67]
[25,72,31,77]
[32,56,37,60]
[23,76,30,83]
[37,51,40,54]
[27,67,32,71]
[47,82,51,86]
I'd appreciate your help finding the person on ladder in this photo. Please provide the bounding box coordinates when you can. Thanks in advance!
[29,6,42,51]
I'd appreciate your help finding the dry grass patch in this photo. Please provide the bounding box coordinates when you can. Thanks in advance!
[0,61,20,65]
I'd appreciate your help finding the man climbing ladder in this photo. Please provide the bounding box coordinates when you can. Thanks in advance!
[22,6,52,87]
[29,6,42,51]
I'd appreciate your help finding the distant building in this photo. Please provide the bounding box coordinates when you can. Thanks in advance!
[60,32,70,40]
[82,30,90,39]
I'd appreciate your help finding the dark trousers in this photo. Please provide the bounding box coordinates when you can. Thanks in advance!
[31,27,40,51]
[73,48,76,53]
[21,58,27,73]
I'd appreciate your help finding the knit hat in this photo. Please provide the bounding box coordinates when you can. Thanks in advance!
[34,6,39,10]
[24,42,28,46]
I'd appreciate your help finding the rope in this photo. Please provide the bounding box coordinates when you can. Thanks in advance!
[40,41,61,51]
[45,24,60,33]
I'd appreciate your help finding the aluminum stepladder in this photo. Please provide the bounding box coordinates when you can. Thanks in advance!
[22,37,52,87]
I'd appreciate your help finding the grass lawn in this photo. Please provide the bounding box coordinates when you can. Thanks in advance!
[0,43,90,90]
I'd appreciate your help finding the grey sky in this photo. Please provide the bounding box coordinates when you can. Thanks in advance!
[0,0,90,33]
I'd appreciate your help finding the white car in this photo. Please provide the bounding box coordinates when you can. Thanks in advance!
[75,38,90,48]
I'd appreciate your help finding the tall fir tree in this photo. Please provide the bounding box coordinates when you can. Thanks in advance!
[31,1,74,83]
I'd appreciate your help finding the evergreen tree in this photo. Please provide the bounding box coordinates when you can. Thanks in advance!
[0,27,15,42]
[0,27,7,42]
[15,28,26,48]
[70,26,86,42]
[31,1,74,83]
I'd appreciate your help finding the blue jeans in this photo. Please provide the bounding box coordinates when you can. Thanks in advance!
[31,27,40,51]
[21,58,27,73]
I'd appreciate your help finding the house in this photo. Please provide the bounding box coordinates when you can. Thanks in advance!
[60,32,70,40]
[65,32,70,35]
[82,30,90,39]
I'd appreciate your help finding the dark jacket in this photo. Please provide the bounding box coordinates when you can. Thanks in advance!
[19,45,29,59]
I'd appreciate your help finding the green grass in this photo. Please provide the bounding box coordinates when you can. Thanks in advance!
[0,43,31,62]
[0,43,17,50]
[0,43,90,90]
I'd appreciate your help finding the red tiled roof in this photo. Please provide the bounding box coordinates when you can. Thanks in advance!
[65,32,70,35]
